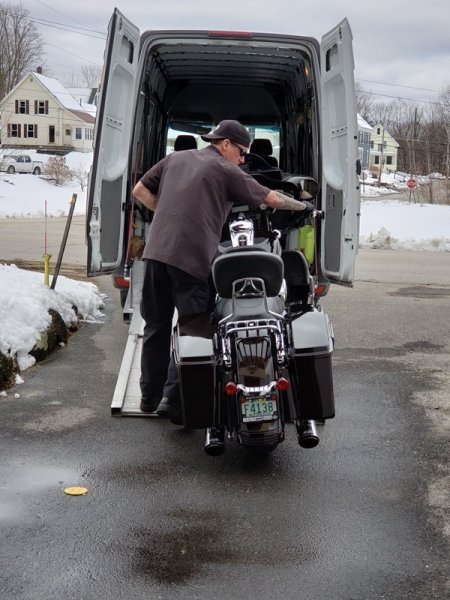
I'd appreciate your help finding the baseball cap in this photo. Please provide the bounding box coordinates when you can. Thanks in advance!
[201,120,250,148]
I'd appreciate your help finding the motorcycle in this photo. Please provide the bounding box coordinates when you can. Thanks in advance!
[173,168,335,455]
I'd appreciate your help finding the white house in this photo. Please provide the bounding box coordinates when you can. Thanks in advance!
[0,68,96,153]
[369,124,399,174]
[357,114,372,170]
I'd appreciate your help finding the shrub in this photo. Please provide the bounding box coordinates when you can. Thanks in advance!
[44,156,73,185]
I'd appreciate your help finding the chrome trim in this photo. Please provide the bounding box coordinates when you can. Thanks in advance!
[229,215,254,247]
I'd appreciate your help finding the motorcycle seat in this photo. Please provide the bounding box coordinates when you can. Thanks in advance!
[215,295,285,320]
[212,247,284,298]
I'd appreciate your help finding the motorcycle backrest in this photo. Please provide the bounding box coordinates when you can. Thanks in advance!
[282,249,313,305]
[212,247,284,298]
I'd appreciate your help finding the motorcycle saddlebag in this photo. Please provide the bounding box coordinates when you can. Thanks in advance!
[291,308,335,419]
[173,315,216,429]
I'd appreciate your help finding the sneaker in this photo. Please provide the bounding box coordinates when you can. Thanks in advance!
[139,398,159,414]
[156,397,183,425]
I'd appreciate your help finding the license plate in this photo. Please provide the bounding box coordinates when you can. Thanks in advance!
[242,396,277,422]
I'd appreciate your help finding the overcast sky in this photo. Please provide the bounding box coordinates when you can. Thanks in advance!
[28,0,450,105]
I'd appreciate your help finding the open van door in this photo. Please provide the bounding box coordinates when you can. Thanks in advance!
[87,9,140,275]
[320,18,360,286]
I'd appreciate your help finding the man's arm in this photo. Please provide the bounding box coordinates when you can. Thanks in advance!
[132,181,158,211]
[264,189,311,211]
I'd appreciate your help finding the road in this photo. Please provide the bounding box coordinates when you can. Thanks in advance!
[0,222,449,599]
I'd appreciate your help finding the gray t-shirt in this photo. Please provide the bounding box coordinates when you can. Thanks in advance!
[140,145,270,281]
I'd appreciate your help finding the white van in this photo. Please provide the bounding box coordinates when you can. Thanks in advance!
[87,8,360,309]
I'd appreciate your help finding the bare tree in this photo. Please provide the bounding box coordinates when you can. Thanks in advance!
[64,65,102,89]
[71,161,88,191]
[0,2,44,100]
[63,72,84,88]
[80,65,101,87]
[434,85,450,179]
[388,100,423,175]
[355,82,375,124]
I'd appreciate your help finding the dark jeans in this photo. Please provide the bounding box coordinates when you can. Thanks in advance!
[140,259,214,404]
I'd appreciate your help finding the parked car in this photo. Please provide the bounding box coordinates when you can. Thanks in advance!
[0,154,44,175]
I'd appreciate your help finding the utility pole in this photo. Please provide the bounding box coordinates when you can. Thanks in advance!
[409,107,417,202]
[377,126,385,187]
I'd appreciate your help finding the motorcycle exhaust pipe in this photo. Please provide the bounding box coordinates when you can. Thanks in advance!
[204,427,226,456]
[296,420,320,448]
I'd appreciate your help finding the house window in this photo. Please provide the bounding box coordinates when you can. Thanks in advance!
[377,127,381,135]
[386,156,393,165]
[374,156,380,165]
[84,128,94,140]
[65,129,71,136]
[370,140,374,149]
[378,144,382,152]
[15,100,29,114]
[24,124,38,138]
[75,128,82,139]
[7,124,21,137]
[34,100,49,114]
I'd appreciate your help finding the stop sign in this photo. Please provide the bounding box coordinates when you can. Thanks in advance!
[407,178,416,189]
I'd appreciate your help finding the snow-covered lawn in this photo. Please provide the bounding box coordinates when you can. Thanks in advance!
[360,199,450,252]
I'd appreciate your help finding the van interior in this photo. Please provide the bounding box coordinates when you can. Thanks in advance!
[131,33,321,181]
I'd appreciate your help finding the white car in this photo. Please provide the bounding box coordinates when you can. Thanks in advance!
[0,154,44,175]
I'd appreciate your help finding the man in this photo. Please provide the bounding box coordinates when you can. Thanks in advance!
[132,119,314,424]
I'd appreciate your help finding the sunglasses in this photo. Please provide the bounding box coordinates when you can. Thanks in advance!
[229,141,247,157]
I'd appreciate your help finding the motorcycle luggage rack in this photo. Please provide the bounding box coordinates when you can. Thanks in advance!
[223,318,283,337]
[221,318,286,367]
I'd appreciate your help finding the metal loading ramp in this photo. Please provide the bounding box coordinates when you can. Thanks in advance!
[110,260,157,417]
[110,314,150,416]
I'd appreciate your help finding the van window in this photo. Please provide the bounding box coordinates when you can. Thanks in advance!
[166,125,280,161]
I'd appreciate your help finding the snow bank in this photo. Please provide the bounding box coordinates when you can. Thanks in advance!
[0,264,104,371]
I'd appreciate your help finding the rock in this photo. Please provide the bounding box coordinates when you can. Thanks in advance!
[0,352,14,389]
[30,308,69,362]
[1,308,73,388]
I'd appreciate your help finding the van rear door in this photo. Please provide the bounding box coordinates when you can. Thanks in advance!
[320,18,360,286]
[86,9,140,275]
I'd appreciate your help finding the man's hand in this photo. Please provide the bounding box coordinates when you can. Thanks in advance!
[301,200,315,215]
[265,189,314,212]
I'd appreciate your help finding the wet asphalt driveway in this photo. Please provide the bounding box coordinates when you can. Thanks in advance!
[1,249,449,599]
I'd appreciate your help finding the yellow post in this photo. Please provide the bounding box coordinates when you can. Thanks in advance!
[43,254,51,286]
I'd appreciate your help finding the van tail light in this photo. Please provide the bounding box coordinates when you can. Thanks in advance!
[225,382,238,396]
[276,377,290,391]
[208,31,252,39]
[315,283,329,298]
[113,276,130,289]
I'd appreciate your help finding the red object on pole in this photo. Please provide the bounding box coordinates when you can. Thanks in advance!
[407,179,416,189]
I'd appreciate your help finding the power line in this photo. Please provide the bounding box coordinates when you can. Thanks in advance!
[29,15,106,39]
[357,88,450,107]
[357,78,441,94]
[32,0,89,29]
[43,42,103,68]
[4,8,106,39]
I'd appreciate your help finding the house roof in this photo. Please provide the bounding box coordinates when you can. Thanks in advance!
[65,87,98,113]
[32,72,96,122]
[68,108,95,124]
[357,114,372,130]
